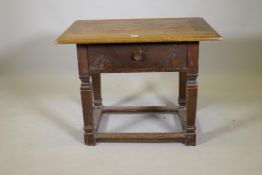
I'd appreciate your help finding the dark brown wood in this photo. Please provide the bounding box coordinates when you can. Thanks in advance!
[178,71,187,106]
[185,42,199,146]
[88,43,187,73]
[96,133,186,143]
[57,18,221,146]
[103,106,179,113]
[81,79,95,146]
[77,44,96,146]
[76,44,88,75]
[91,73,102,108]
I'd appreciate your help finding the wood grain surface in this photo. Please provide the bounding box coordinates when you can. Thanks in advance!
[56,18,222,44]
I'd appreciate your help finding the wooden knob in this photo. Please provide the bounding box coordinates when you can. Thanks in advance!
[132,49,143,61]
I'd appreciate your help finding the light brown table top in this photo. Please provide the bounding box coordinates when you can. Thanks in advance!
[56,18,222,44]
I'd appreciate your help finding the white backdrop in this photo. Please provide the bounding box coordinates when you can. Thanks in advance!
[1,1,262,175]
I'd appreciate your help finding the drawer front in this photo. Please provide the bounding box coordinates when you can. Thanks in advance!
[88,43,187,73]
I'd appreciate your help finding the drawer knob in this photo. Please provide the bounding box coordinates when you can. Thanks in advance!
[132,49,143,61]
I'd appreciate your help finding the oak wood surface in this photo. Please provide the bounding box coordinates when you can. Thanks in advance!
[64,18,222,146]
[56,18,222,44]
[102,106,179,113]
[96,133,186,143]
[88,43,187,73]
[77,45,96,145]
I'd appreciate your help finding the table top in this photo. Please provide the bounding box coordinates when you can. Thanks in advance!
[56,18,222,44]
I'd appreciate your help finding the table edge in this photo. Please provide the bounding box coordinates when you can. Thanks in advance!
[55,36,222,44]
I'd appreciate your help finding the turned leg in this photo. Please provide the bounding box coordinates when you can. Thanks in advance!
[77,44,96,146]
[91,73,103,109]
[185,73,197,146]
[178,72,186,106]
[80,75,95,145]
[185,42,199,146]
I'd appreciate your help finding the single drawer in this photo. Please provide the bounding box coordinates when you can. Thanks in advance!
[88,43,187,73]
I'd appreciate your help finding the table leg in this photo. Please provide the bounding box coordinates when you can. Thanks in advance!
[185,74,197,145]
[80,75,95,145]
[92,73,103,109]
[185,42,199,146]
[77,44,96,146]
[178,72,186,106]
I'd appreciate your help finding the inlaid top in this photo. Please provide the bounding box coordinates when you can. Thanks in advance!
[56,18,222,44]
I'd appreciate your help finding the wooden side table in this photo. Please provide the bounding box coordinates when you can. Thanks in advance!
[56,18,221,146]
